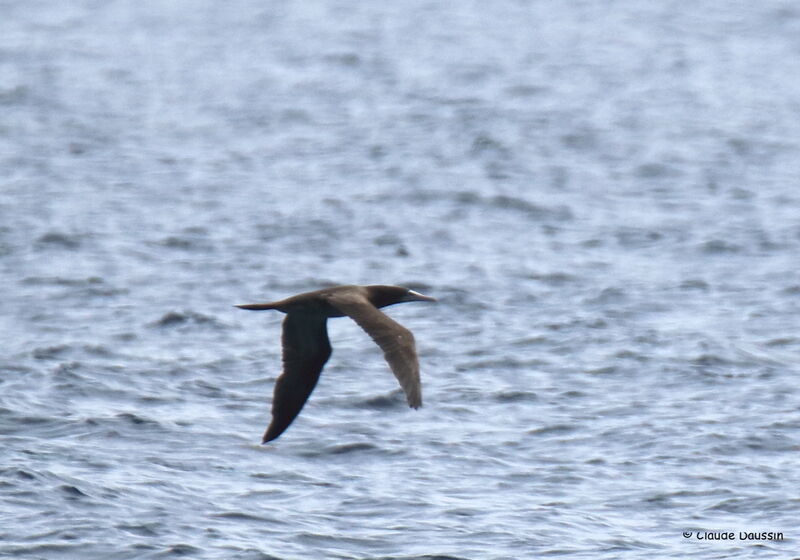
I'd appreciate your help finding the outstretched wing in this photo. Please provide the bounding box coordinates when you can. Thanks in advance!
[262,313,331,443]
[327,293,422,408]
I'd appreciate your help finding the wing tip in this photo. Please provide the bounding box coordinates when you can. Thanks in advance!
[261,425,283,444]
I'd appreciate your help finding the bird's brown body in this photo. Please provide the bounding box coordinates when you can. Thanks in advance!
[237,285,436,443]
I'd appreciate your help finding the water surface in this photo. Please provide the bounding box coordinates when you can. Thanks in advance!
[2,1,800,558]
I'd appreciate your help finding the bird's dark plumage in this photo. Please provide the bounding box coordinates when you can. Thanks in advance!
[236,285,436,443]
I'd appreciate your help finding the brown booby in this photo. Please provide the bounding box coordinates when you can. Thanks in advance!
[236,285,436,443]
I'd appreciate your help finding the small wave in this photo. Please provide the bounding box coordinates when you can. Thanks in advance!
[528,423,577,436]
[699,239,743,254]
[584,287,627,305]
[470,134,511,159]
[249,471,322,485]
[299,442,382,457]
[17,414,57,426]
[149,311,227,329]
[115,522,161,537]
[157,234,214,252]
[781,284,800,295]
[561,127,598,151]
[211,511,276,523]
[679,279,709,291]
[377,555,471,560]
[494,390,538,403]
[0,84,31,105]
[81,344,117,358]
[356,390,405,409]
[213,548,284,560]
[706,497,768,514]
[489,194,573,220]
[163,543,202,556]
[21,275,126,297]
[764,337,797,347]
[372,233,411,256]
[0,467,38,481]
[634,161,680,179]
[23,275,104,286]
[32,345,71,360]
[690,353,733,367]
[326,442,379,454]
[430,286,490,311]
[398,190,573,221]
[614,227,664,248]
[180,378,227,399]
[116,412,160,426]
[586,365,617,374]
[510,335,550,347]
[527,271,578,285]
[457,357,548,371]
[2,544,86,557]
[35,232,83,250]
[59,484,89,498]
[52,361,86,381]
[644,489,726,506]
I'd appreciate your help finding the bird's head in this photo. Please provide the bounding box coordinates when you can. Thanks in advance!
[366,285,437,309]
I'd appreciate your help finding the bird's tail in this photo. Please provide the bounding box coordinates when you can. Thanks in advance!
[235,302,280,311]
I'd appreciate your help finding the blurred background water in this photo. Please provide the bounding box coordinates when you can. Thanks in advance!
[2,1,800,558]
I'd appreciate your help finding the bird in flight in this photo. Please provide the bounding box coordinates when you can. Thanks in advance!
[236,285,436,443]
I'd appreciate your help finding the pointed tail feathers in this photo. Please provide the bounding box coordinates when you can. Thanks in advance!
[235,303,280,311]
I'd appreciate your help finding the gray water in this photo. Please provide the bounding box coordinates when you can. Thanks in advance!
[2,1,800,558]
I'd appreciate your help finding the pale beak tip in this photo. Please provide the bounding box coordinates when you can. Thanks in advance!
[406,290,437,303]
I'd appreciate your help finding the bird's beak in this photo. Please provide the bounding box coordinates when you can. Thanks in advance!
[403,290,437,303]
